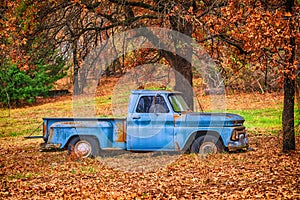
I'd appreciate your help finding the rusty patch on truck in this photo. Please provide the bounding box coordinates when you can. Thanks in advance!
[55,121,110,128]
[60,122,76,125]
[48,127,54,144]
[58,121,84,127]
[175,142,180,151]
[115,121,126,142]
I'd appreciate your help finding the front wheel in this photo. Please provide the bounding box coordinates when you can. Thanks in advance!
[68,136,100,158]
[191,135,224,155]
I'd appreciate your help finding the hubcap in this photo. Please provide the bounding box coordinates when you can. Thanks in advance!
[75,140,92,158]
[199,142,217,155]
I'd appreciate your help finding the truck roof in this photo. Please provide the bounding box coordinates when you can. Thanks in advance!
[131,90,182,95]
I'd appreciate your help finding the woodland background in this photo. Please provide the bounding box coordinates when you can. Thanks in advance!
[1,0,299,151]
[0,0,300,198]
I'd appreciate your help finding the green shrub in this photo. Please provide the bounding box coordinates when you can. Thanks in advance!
[0,59,67,105]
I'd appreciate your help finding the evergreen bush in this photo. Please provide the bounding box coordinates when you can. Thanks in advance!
[0,58,67,106]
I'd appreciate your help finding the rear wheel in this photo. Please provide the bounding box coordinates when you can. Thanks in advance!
[191,135,224,155]
[68,136,100,158]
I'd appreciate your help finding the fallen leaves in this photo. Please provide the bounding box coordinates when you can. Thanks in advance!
[0,135,299,199]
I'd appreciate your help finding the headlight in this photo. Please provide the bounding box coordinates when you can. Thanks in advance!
[231,127,246,141]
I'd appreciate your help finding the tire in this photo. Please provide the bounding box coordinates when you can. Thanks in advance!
[191,135,224,155]
[68,136,100,158]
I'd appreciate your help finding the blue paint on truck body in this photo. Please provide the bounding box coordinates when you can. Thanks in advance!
[41,90,248,153]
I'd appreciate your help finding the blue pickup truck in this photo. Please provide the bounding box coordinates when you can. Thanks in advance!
[40,90,248,157]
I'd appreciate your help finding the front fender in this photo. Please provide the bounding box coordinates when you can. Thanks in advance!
[176,127,234,151]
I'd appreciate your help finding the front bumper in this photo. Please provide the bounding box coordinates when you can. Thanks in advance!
[228,133,249,151]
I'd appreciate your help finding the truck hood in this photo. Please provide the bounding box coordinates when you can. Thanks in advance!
[184,112,245,127]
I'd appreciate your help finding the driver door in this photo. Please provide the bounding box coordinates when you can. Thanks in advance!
[127,95,175,151]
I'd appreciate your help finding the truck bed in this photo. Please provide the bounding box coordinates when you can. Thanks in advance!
[43,117,127,150]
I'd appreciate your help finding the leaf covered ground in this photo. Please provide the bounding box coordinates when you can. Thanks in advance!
[0,77,299,199]
[0,135,299,199]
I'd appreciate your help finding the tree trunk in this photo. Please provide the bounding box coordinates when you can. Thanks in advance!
[296,68,300,127]
[282,0,296,152]
[167,1,194,110]
[171,55,194,110]
[282,75,296,152]
[73,42,80,95]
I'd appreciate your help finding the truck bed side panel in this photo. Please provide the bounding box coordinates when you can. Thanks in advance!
[44,118,126,150]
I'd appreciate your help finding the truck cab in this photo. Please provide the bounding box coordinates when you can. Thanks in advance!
[41,90,248,157]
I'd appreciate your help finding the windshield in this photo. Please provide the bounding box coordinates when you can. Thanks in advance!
[168,94,190,113]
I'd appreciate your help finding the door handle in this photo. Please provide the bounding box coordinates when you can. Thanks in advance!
[132,114,141,119]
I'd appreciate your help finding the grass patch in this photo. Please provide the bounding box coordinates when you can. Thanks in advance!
[0,99,73,137]
[228,105,299,135]
[95,95,112,105]
[231,108,282,129]
[7,172,37,180]
[0,91,298,137]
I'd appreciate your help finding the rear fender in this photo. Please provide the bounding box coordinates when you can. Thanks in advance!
[66,135,100,149]
[47,121,112,148]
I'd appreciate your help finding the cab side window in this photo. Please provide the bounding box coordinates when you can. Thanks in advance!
[136,96,169,113]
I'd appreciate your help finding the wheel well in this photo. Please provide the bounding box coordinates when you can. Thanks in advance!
[183,131,224,153]
[66,135,100,149]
